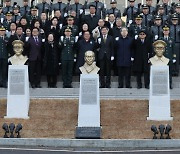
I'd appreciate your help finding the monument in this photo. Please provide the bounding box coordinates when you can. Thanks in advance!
[76,51,101,138]
[5,40,30,119]
[147,40,173,121]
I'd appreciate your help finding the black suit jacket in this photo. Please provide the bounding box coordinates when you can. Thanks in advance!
[97,35,114,60]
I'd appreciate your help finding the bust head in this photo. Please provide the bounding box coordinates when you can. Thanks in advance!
[12,40,24,56]
[84,51,95,65]
[153,40,166,58]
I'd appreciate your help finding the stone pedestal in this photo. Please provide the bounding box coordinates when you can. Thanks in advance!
[76,74,101,138]
[5,65,30,119]
[147,66,173,121]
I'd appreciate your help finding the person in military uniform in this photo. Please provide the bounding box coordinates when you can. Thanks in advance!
[141,4,153,28]
[112,18,123,38]
[106,0,121,18]
[129,14,147,39]
[162,0,171,15]
[170,14,180,76]
[0,26,9,88]
[149,40,173,89]
[0,5,5,24]
[87,0,106,19]
[20,0,31,17]
[156,4,170,25]
[59,27,76,88]
[160,25,176,77]
[145,0,155,14]
[3,11,13,31]
[67,0,85,19]
[174,3,180,24]
[36,0,51,17]
[12,5,21,24]
[61,16,79,37]
[51,0,67,17]
[2,0,13,14]
[27,6,40,27]
[150,15,163,42]
[123,0,139,25]
[132,29,152,89]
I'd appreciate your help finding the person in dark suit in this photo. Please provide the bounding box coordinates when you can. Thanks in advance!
[75,31,97,74]
[27,27,43,88]
[8,26,26,56]
[82,4,100,32]
[44,33,59,88]
[114,27,134,88]
[133,29,153,89]
[0,26,8,88]
[97,26,114,88]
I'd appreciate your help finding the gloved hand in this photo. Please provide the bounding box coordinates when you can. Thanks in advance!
[74,59,76,62]
[111,56,114,61]
[131,57,134,61]
[79,9,83,14]
[25,37,29,42]
[155,35,158,40]
[115,37,119,41]
[135,35,138,40]
[98,38,101,44]
[129,20,133,24]
[173,59,176,63]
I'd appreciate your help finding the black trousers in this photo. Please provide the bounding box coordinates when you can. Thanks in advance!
[62,60,74,87]
[47,75,57,87]
[99,56,111,87]
[29,60,41,86]
[0,59,7,87]
[136,72,150,87]
[118,66,131,87]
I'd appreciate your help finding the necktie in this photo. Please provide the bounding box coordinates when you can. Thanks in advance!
[174,25,176,42]
[43,3,45,12]
[25,6,27,15]
[131,7,133,20]
[35,37,38,43]
[76,3,78,15]
[95,2,98,15]
[103,35,106,43]
[59,2,61,11]
[145,15,147,27]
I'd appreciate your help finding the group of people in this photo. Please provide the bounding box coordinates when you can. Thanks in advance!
[0,0,179,89]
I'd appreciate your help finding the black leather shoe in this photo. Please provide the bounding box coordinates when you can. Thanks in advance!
[36,85,41,88]
[137,85,142,89]
[145,86,149,89]
[126,86,132,88]
[100,85,105,88]
[31,84,36,88]
[106,85,111,88]
[118,85,123,88]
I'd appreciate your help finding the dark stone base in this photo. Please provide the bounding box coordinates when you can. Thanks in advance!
[75,127,101,139]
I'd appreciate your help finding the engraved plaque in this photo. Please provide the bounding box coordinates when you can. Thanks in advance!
[75,127,101,139]
[152,70,168,96]
[9,69,25,95]
[81,78,97,105]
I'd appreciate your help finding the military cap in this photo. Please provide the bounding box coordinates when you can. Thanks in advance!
[23,0,28,2]
[0,4,3,9]
[158,4,164,9]
[163,25,169,31]
[65,27,72,32]
[6,11,13,16]
[135,14,143,20]
[110,0,117,4]
[128,0,135,2]
[155,15,161,20]
[171,14,178,20]
[66,15,74,20]
[89,4,96,9]
[153,40,167,47]
[142,4,149,9]
[0,26,6,31]
[13,5,20,10]
[12,40,24,46]
[139,29,147,34]
[175,3,180,8]
[31,6,38,10]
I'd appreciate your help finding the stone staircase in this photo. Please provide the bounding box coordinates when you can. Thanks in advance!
[0,75,180,99]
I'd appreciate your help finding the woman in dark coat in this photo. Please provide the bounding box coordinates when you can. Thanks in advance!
[44,33,60,88]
